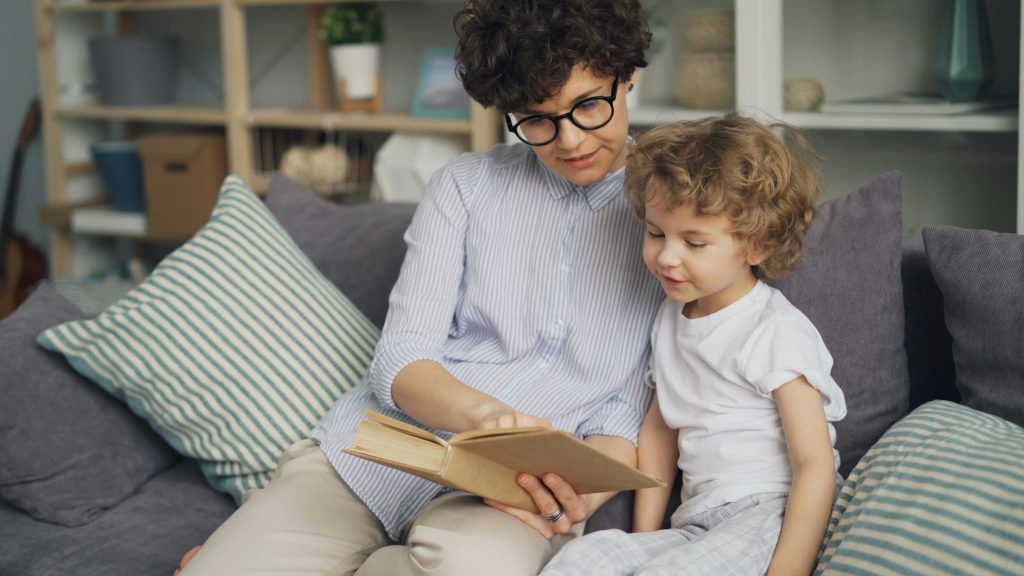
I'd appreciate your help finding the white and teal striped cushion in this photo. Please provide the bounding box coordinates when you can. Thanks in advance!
[38,175,379,504]
[816,400,1024,575]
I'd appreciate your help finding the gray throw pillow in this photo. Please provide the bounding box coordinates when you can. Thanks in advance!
[0,284,177,526]
[265,173,416,328]
[770,170,910,477]
[922,225,1024,427]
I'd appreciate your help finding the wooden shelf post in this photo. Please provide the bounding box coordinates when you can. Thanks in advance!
[34,0,73,277]
[220,0,254,185]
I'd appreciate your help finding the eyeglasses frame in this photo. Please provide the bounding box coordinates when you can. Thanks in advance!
[504,81,620,147]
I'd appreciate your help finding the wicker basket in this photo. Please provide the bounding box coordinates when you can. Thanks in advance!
[281,144,350,196]
[685,8,734,51]
[675,51,735,109]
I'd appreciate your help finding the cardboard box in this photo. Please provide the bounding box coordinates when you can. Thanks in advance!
[138,133,227,240]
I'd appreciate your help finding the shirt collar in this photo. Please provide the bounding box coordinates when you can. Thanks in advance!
[537,156,626,212]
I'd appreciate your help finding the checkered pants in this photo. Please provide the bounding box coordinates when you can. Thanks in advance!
[541,492,788,576]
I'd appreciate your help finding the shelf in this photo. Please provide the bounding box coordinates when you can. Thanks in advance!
[249,173,271,196]
[39,200,106,230]
[249,172,372,200]
[52,0,431,10]
[247,108,474,134]
[629,105,728,126]
[71,206,147,238]
[781,109,1019,133]
[238,0,391,6]
[629,105,1018,134]
[57,104,227,125]
[52,0,220,12]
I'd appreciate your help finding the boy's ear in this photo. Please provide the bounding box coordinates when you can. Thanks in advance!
[746,242,768,266]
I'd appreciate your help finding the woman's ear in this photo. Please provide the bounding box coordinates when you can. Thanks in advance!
[628,69,639,91]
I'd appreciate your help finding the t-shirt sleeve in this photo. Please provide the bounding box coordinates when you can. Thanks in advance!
[738,313,846,418]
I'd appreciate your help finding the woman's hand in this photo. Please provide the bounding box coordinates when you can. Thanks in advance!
[484,434,635,538]
[484,472,594,539]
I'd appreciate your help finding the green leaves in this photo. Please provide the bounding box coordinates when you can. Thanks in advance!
[320,3,385,46]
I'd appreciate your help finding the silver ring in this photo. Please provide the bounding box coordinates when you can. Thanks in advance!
[542,507,564,523]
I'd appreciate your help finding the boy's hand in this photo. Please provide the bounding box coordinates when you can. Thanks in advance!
[484,472,592,539]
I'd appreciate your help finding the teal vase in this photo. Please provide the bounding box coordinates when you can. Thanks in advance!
[934,0,995,102]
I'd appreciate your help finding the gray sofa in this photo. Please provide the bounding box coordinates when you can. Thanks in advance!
[1,171,1019,576]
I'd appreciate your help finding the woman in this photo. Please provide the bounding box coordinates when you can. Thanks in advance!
[179,2,660,574]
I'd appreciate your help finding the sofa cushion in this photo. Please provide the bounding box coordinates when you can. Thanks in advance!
[0,459,233,576]
[901,234,958,409]
[38,176,379,504]
[922,225,1024,427]
[0,283,176,527]
[816,400,1024,575]
[265,172,416,328]
[770,170,909,476]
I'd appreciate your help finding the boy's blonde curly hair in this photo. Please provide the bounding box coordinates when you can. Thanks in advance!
[624,115,821,280]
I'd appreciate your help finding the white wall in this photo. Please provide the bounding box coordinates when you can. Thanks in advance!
[0,0,47,251]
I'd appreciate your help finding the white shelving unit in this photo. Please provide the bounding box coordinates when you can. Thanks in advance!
[631,0,1022,233]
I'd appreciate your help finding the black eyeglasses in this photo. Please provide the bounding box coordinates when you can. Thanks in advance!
[505,82,618,146]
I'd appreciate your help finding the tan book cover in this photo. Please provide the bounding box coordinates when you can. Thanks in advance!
[344,410,665,513]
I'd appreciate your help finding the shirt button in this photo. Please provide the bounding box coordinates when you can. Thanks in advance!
[561,263,570,272]
[555,319,565,328]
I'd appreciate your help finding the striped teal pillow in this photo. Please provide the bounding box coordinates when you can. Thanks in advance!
[816,400,1024,575]
[38,176,379,504]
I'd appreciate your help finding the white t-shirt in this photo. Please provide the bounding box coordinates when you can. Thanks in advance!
[649,280,847,522]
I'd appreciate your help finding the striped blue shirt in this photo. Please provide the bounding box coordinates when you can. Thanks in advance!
[313,143,663,540]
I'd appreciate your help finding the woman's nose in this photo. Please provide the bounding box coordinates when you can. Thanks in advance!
[554,118,586,150]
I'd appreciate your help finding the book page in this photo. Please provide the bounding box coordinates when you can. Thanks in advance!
[350,419,447,471]
[364,410,446,446]
[451,425,550,442]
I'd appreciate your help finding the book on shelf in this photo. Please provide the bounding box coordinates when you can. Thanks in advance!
[820,93,1017,115]
[344,410,665,513]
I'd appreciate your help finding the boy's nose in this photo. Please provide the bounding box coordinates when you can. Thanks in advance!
[657,246,682,268]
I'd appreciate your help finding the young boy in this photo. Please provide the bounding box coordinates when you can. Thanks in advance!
[542,116,847,576]
[177,2,663,575]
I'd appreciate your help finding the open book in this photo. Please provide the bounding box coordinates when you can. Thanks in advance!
[344,410,665,513]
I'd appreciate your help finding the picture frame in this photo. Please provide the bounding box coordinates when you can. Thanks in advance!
[412,48,471,119]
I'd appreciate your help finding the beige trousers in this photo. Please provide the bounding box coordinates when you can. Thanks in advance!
[181,439,581,576]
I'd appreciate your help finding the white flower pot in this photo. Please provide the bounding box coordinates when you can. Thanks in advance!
[329,43,380,100]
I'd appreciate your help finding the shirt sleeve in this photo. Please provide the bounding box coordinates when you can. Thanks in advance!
[363,154,479,410]
[575,346,655,445]
[738,314,846,419]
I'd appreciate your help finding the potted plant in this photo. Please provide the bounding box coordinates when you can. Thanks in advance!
[321,3,385,102]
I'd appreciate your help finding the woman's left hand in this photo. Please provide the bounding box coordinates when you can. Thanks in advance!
[484,472,594,539]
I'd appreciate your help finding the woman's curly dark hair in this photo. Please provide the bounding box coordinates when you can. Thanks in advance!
[625,115,823,280]
[454,0,651,113]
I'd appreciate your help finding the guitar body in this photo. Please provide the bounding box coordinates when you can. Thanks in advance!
[0,98,47,320]
[0,233,46,318]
